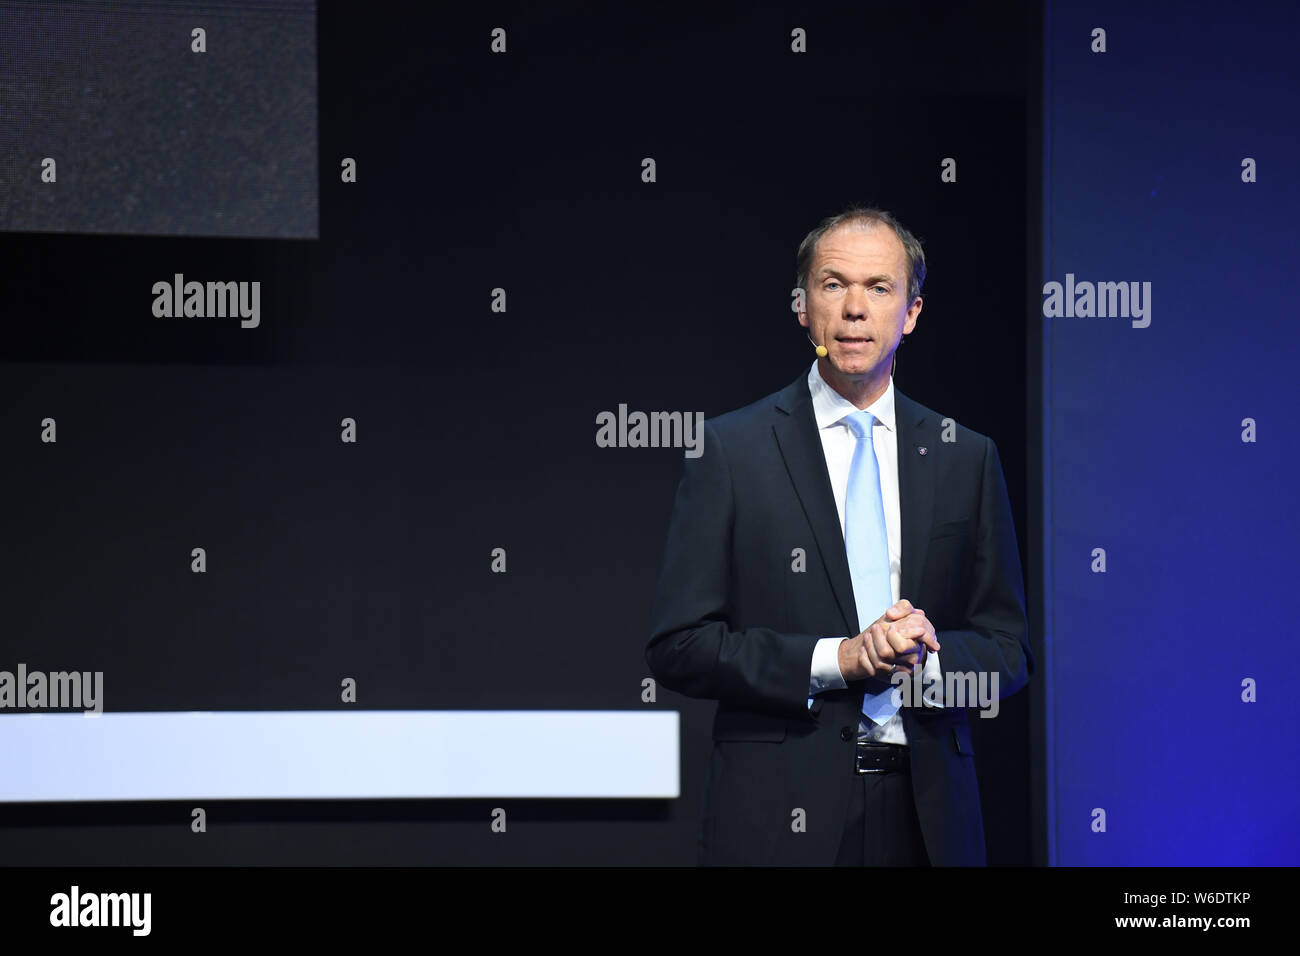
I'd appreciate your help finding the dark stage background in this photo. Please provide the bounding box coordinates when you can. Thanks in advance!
[0,0,1040,864]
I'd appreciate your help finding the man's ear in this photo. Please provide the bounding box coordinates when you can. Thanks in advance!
[904,296,923,333]
[793,286,810,327]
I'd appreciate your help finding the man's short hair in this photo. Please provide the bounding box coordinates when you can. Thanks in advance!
[795,205,927,304]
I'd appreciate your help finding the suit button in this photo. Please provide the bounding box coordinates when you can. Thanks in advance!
[840,727,853,742]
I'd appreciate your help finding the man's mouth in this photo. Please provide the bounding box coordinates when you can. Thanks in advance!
[837,336,871,343]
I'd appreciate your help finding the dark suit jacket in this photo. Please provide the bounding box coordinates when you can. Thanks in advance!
[645,370,1031,866]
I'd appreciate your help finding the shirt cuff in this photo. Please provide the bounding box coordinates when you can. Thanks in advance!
[808,637,849,705]
[920,647,943,708]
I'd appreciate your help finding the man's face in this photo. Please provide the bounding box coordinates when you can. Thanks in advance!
[798,224,922,383]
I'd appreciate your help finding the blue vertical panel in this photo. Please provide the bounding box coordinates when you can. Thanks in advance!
[1044,1,1300,865]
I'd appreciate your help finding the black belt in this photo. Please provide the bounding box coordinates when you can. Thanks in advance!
[854,741,910,774]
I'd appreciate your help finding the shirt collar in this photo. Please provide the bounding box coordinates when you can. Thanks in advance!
[807,359,896,433]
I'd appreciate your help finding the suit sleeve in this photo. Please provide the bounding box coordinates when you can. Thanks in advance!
[645,420,825,720]
[931,435,1033,698]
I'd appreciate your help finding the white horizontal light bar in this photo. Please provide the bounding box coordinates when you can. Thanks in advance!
[0,711,680,802]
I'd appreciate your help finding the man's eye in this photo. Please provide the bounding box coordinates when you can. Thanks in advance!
[825,282,841,291]
[872,286,889,294]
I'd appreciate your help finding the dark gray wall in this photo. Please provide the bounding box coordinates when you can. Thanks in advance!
[0,0,1038,865]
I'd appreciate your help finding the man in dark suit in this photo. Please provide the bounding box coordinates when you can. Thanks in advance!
[646,206,1031,866]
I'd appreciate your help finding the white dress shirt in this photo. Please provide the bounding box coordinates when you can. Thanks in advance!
[803,360,942,744]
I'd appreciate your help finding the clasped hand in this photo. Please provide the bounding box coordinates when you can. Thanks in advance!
[836,599,940,682]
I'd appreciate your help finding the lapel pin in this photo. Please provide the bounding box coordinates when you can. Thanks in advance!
[917,445,928,455]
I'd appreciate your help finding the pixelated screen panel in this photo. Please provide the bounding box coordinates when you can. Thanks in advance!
[0,0,318,238]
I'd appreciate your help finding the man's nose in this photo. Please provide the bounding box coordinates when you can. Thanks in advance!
[843,285,868,318]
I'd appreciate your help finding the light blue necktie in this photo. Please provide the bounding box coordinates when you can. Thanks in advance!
[843,410,898,726]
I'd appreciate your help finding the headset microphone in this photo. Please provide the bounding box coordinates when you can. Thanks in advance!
[806,333,828,358]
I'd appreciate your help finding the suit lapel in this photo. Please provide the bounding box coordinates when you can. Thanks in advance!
[772,375,860,636]
[894,390,936,605]
[773,376,938,638]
